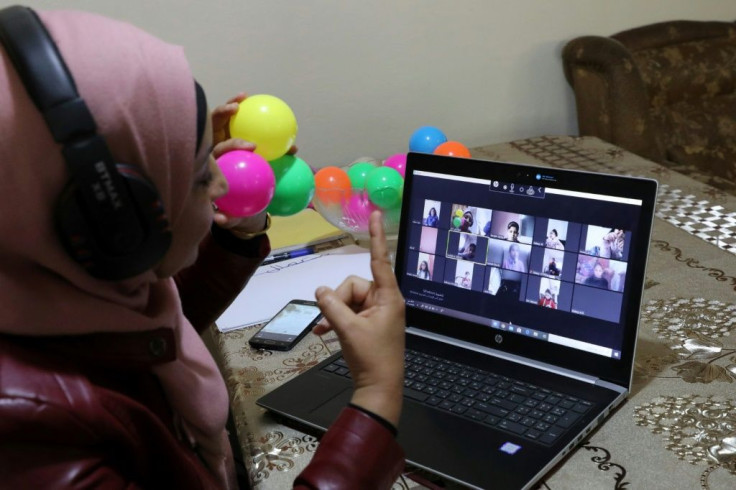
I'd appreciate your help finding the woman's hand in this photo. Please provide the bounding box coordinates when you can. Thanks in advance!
[313,211,406,427]
[211,92,246,146]
[210,136,267,234]
[209,93,297,236]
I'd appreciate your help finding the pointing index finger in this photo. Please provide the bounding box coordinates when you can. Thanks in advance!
[368,211,398,292]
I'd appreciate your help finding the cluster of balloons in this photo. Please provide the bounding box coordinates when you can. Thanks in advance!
[312,155,405,230]
[214,102,469,227]
[452,209,470,229]
[409,126,471,158]
[215,95,315,217]
[214,93,407,233]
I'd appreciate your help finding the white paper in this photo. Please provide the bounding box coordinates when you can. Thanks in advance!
[215,245,372,332]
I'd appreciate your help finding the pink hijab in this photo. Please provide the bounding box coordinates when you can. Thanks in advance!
[0,9,234,488]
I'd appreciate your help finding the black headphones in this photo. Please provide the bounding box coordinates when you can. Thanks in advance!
[0,5,171,280]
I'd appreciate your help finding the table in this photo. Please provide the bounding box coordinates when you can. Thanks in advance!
[211,136,736,489]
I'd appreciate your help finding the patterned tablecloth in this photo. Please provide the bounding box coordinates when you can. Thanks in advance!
[211,136,736,489]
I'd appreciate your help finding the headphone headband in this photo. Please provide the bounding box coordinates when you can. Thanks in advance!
[0,6,96,142]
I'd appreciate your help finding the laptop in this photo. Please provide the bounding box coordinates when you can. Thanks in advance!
[257,152,658,489]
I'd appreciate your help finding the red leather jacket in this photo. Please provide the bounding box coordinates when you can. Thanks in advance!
[0,229,404,489]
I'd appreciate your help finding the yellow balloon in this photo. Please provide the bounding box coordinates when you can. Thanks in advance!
[455,209,463,217]
[229,94,298,162]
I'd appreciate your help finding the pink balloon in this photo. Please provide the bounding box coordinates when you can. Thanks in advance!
[384,153,407,178]
[342,192,378,230]
[215,150,275,217]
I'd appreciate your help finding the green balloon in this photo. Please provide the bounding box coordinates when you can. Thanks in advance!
[365,166,403,208]
[267,155,315,216]
[452,216,462,228]
[347,161,376,189]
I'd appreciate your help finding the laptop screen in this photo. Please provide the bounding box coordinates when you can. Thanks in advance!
[394,153,657,385]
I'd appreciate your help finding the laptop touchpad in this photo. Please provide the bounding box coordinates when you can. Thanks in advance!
[308,387,352,428]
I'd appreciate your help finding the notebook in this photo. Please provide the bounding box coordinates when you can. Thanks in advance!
[267,208,349,255]
[257,152,658,489]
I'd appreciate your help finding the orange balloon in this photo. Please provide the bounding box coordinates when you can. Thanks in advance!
[314,166,352,204]
[434,141,471,158]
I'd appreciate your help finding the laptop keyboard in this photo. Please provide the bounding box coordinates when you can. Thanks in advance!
[322,349,593,446]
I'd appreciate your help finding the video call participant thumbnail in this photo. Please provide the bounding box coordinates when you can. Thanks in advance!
[524,276,573,312]
[545,229,564,250]
[450,205,478,234]
[539,248,564,278]
[538,289,557,309]
[533,218,582,252]
[418,226,439,255]
[422,199,441,227]
[447,260,476,290]
[459,243,476,260]
[584,261,609,288]
[583,225,627,261]
[486,211,535,244]
[502,243,527,272]
[506,221,520,242]
[416,252,435,280]
[574,255,627,292]
[486,267,527,301]
[447,232,488,264]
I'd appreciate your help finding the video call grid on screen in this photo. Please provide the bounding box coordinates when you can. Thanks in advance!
[405,172,643,353]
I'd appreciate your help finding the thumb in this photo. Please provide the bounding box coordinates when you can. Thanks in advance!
[315,286,356,339]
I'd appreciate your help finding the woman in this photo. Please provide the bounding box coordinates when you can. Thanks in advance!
[423,207,438,227]
[538,289,557,309]
[602,228,625,260]
[584,262,609,289]
[459,242,476,260]
[545,229,564,250]
[460,271,472,288]
[506,221,520,242]
[0,8,405,489]
[460,211,474,233]
[502,243,527,272]
[417,260,431,279]
[482,219,492,237]
[546,257,560,276]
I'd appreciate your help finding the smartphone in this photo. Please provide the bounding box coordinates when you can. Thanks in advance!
[248,299,322,351]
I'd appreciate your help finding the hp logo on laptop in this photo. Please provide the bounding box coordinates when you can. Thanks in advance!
[495,334,503,344]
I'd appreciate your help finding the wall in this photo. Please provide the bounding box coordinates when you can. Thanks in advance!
[6,1,736,167]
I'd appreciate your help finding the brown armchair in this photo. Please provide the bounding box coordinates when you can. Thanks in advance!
[562,20,736,192]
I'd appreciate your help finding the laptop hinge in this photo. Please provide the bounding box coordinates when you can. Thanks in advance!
[595,378,627,394]
[407,327,606,386]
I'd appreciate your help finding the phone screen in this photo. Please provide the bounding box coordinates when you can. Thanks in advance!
[250,300,322,347]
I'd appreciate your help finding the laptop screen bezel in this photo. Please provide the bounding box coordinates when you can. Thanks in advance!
[394,152,658,388]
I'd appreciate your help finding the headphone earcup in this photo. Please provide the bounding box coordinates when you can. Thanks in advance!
[0,6,172,281]
[55,163,172,280]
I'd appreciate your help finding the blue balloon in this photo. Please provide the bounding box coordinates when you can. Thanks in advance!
[409,126,447,153]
